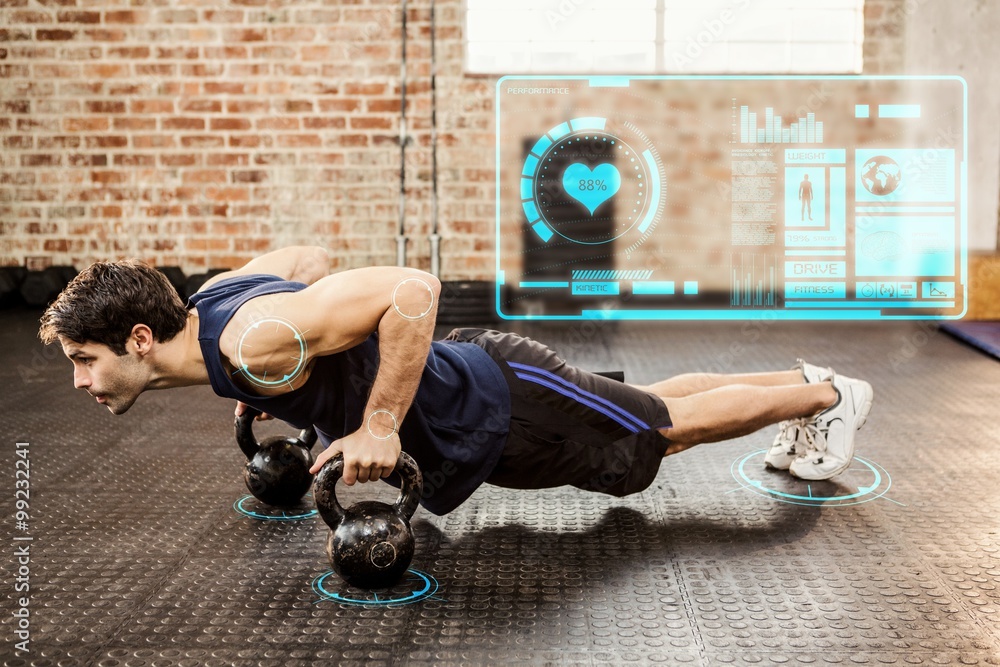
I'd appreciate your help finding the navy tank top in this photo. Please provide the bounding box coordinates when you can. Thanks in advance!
[186,274,511,515]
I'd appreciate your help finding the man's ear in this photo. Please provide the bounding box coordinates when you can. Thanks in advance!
[130,324,155,354]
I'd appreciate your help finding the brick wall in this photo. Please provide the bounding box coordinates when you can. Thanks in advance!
[0,0,909,279]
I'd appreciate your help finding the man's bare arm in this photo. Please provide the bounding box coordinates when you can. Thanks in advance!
[203,246,330,293]
[225,246,331,420]
[228,266,441,482]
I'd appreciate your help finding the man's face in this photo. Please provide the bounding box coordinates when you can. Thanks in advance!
[60,338,148,415]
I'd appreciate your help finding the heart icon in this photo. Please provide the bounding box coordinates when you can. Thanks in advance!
[562,163,622,215]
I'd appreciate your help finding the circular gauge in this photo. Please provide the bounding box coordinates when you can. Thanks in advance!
[521,118,664,248]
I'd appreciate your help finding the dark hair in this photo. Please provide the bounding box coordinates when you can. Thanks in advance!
[38,259,189,355]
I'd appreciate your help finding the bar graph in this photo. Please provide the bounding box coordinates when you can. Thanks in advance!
[731,253,778,307]
[740,105,823,144]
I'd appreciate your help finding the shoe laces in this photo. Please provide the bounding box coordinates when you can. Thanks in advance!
[776,417,809,446]
[797,420,828,456]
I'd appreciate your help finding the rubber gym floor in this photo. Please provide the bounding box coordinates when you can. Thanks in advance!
[3,308,999,667]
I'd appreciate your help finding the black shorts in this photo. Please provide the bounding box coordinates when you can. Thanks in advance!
[443,328,673,498]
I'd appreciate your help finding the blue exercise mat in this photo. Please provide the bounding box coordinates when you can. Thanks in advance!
[941,321,1000,360]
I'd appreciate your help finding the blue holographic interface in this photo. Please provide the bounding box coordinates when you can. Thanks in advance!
[496,76,967,320]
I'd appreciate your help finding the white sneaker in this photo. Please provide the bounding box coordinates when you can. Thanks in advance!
[789,373,874,481]
[765,417,810,470]
[763,359,834,470]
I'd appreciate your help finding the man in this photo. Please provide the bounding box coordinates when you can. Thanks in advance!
[799,173,814,221]
[38,246,873,515]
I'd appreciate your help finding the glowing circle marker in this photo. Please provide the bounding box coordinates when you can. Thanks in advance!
[391,277,435,320]
[730,449,892,507]
[366,409,398,440]
[233,494,317,521]
[235,316,308,389]
[311,568,440,607]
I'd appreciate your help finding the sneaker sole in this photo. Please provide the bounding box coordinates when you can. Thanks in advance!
[791,381,874,481]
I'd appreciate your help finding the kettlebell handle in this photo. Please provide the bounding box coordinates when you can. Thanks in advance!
[234,406,318,461]
[313,451,423,529]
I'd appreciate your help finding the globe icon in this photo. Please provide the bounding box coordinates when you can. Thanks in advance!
[861,155,902,196]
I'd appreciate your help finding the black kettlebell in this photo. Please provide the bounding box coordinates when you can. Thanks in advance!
[234,407,318,507]
[313,452,422,589]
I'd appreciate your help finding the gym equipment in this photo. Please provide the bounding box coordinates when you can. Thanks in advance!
[20,265,76,307]
[234,406,318,507]
[314,452,422,589]
[0,267,25,308]
[155,266,187,297]
[436,280,496,325]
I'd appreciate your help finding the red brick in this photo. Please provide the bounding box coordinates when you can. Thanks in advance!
[44,239,71,253]
[210,118,251,131]
[33,63,80,77]
[204,82,255,95]
[179,99,222,113]
[206,153,248,166]
[163,117,205,130]
[104,10,148,24]
[36,29,75,40]
[225,100,267,114]
[11,11,54,23]
[344,82,388,95]
[0,64,30,77]
[277,134,321,148]
[21,154,62,167]
[85,135,127,148]
[350,116,393,130]
[91,171,128,185]
[318,99,362,112]
[301,45,332,61]
[0,29,32,41]
[182,170,227,185]
[67,154,107,167]
[230,135,262,148]
[155,45,199,59]
[37,136,80,149]
[280,100,314,113]
[91,205,123,218]
[180,135,224,148]
[257,117,300,131]
[64,117,109,132]
[232,170,268,183]
[58,46,102,60]
[304,117,347,130]
[131,100,174,114]
[1,100,30,114]
[83,29,127,42]
[83,63,128,77]
[113,155,155,167]
[155,9,198,23]
[85,100,126,113]
[334,134,369,147]
[57,11,101,24]
[134,135,176,149]
[366,99,402,113]
[160,155,199,167]
[135,63,176,76]
[4,136,34,149]
[203,10,245,23]
[227,28,267,42]
[113,118,156,131]
[203,46,248,59]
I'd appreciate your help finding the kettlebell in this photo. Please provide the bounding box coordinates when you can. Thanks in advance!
[313,452,422,589]
[234,407,318,507]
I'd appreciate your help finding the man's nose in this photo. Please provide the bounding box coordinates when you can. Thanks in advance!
[74,370,90,390]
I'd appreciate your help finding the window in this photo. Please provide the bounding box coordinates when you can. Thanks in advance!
[464,0,864,74]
